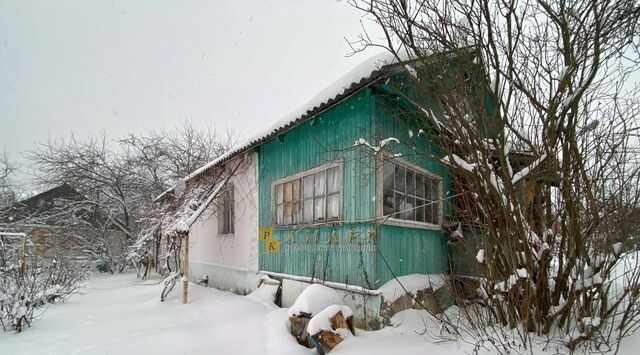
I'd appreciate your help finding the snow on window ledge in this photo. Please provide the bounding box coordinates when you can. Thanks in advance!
[382,217,443,231]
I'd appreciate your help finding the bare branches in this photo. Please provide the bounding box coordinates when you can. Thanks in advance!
[350,0,640,351]
[21,121,235,274]
[0,153,17,213]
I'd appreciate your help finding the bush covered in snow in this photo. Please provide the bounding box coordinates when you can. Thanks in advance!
[0,241,89,332]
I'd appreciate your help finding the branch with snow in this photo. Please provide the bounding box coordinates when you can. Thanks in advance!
[353,137,400,155]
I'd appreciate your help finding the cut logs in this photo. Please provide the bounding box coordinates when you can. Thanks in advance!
[308,306,355,352]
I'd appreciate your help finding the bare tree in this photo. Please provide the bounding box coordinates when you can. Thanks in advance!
[349,0,640,351]
[120,120,237,194]
[25,121,236,273]
[0,153,17,213]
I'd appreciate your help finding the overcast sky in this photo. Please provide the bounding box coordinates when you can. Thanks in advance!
[0,0,382,177]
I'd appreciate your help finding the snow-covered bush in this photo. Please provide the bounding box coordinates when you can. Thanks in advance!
[349,0,640,351]
[0,241,88,332]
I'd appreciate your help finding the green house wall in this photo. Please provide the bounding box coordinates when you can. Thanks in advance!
[258,84,453,289]
[371,90,452,286]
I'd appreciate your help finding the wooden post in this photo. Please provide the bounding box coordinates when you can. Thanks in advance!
[182,232,189,304]
[19,234,27,277]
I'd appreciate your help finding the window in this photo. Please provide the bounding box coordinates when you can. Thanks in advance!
[53,198,65,207]
[218,184,234,234]
[382,160,441,225]
[274,164,342,226]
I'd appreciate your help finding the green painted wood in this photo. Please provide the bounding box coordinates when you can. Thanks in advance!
[257,70,483,288]
[263,224,378,289]
[375,224,450,286]
[258,89,379,287]
[370,91,453,287]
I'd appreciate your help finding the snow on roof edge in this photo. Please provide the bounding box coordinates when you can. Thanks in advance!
[155,51,417,202]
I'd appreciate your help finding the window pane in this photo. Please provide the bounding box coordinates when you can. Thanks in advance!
[293,201,301,223]
[405,197,415,220]
[395,165,406,193]
[314,197,325,221]
[303,175,314,198]
[292,179,301,201]
[394,193,404,218]
[276,205,284,225]
[223,193,230,231]
[432,204,439,224]
[327,194,339,219]
[383,161,394,216]
[284,181,293,203]
[406,170,415,196]
[227,188,235,233]
[327,167,341,193]
[383,161,394,190]
[284,202,293,225]
[431,179,439,201]
[425,203,434,224]
[416,199,425,222]
[276,184,283,204]
[416,174,424,198]
[424,178,433,201]
[314,171,325,196]
[303,199,313,222]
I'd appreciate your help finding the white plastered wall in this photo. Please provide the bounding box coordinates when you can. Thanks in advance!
[187,152,259,292]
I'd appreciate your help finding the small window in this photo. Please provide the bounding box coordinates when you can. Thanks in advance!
[53,198,65,207]
[218,184,234,234]
[382,160,441,225]
[273,164,342,226]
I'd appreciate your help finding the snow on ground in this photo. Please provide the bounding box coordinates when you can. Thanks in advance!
[0,273,306,355]
[287,283,341,318]
[378,273,446,303]
[1,273,639,355]
[0,274,456,355]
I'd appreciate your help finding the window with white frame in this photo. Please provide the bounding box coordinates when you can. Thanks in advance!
[382,160,441,225]
[218,183,234,234]
[273,164,342,226]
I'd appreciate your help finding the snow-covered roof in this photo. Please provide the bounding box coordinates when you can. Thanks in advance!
[169,182,224,234]
[154,51,406,202]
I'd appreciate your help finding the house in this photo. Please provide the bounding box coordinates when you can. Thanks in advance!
[159,50,495,329]
[154,151,260,294]
[0,184,96,263]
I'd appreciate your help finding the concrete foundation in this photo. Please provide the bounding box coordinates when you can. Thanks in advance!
[188,261,261,295]
[280,278,383,330]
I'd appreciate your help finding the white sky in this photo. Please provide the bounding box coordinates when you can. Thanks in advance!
[0,0,382,176]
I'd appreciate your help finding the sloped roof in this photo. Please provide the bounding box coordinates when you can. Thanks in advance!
[155,51,408,202]
[17,183,85,211]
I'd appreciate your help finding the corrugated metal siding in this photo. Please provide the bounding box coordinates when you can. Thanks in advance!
[375,225,449,286]
[261,225,378,288]
[258,83,457,289]
[258,89,378,287]
[372,90,453,287]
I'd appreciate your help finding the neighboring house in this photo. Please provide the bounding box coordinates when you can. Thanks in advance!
[0,184,95,262]
[160,50,496,328]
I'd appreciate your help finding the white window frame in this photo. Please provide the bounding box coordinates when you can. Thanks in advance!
[271,161,343,227]
[377,154,443,230]
[218,183,235,236]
